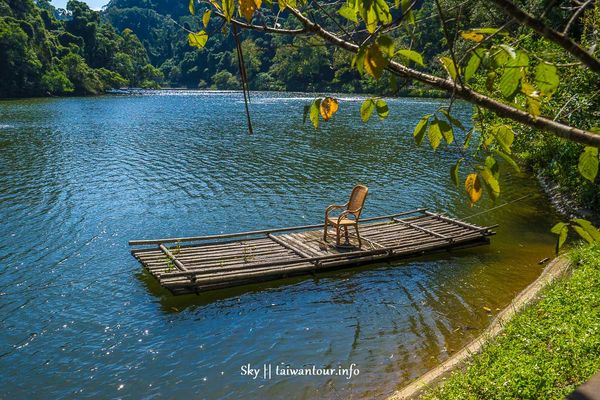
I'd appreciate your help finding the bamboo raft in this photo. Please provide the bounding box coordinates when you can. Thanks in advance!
[129,209,496,295]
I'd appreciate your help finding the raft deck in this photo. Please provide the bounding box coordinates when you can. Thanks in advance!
[129,209,496,295]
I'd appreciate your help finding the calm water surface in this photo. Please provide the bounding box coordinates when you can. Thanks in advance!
[0,91,558,399]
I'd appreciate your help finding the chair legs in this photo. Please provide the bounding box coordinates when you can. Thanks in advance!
[324,221,362,249]
[354,224,362,249]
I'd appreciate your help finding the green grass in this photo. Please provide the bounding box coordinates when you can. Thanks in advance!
[422,244,600,400]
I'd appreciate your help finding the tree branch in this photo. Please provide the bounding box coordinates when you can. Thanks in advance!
[563,0,594,35]
[490,0,600,74]
[213,11,308,35]
[284,7,600,147]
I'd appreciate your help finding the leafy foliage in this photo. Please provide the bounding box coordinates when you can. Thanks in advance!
[423,243,600,400]
[0,0,161,97]
[552,218,600,253]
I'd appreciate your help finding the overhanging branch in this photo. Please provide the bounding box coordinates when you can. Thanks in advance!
[490,0,600,74]
[213,11,308,35]
[212,6,600,147]
[285,7,600,147]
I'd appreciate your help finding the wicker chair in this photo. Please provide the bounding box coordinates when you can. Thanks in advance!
[323,185,369,248]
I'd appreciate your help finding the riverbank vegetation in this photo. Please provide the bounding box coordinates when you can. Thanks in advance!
[0,0,162,97]
[421,244,600,399]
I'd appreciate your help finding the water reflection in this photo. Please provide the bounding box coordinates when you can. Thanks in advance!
[0,92,558,399]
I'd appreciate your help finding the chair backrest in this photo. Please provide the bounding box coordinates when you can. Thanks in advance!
[347,185,368,219]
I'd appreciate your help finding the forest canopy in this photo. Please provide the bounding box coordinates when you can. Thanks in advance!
[0,0,162,97]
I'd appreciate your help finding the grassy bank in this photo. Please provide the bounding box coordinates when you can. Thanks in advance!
[422,244,600,400]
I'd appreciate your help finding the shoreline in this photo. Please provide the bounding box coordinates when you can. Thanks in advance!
[387,255,572,399]
[0,87,449,101]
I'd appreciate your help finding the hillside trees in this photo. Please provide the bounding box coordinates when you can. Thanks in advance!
[0,0,162,97]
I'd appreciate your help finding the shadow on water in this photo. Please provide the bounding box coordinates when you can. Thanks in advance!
[137,242,497,313]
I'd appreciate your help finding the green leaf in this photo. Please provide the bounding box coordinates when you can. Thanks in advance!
[572,219,600,242]
[360,98,375,122]
[438,118,453,144]
[395,49,424,66]
[534,63,559,97]
[310,99,321,128]
[451,158,463,187]
[189,0,195,15]
[572,225,594,244]
[499,44,516,60]
[557,225,568,253]
[463,129,474,149]
[499,65,521,98]
[375,99,389,119]
[551,222,568,234]
[439,109,465,130]
[492,149,521,172]
[578,146,599,182]
[439,56,457,80]
[464,48,484,83]
[480,166,500,199]
[377,35,395,57]
[352,46,367,74]
[222,0,234,21]
[413,114,431,145]
[359,2,378,33]
[202,9,212,27]
[428,117,443,150]
[498,51,529,99]
[338,4,358,23]
[373,0,392,25]
[471,27,503,34]
[485,155,499,179]
[188,31,208,49]
[400,0,415,24]
[492,125,514,154]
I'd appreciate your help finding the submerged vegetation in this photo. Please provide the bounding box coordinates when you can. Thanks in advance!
[422,243,600,399]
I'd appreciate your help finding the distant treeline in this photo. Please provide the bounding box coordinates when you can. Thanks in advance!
[0,0,453,97]
[102,0,450,93]
[0,0,162,97]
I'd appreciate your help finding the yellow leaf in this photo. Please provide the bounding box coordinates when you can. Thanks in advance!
[461,31,484,42]
[188,31,208,49]
[364,44,388,80]
[439,56,458,81]
[202,9,212,27]
[319,97,339,121]
[239,0,257,21]
[465,173,482,206]
[222,0,234,22]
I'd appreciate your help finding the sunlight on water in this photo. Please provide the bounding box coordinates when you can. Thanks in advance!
[0,91,558,399]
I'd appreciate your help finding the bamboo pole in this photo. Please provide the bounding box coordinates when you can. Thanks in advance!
[129,208,428,245]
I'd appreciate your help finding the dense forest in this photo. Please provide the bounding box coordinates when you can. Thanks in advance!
[0,0,449,95]
[102,0,450,93]
[1,0,598,211]
[0,0,162,97]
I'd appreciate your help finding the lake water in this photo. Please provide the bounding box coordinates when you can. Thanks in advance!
[0,91,558,399]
